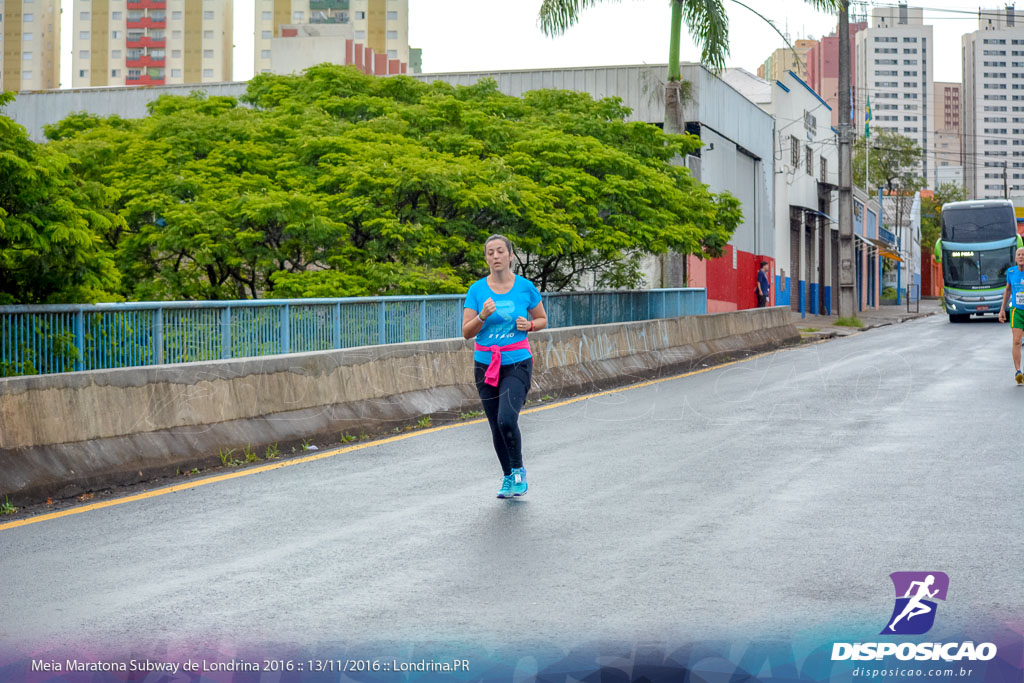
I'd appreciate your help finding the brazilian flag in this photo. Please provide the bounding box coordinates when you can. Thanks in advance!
[865,95,872,138]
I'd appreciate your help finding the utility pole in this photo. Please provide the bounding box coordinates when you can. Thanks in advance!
[1004,160,1009,199]
[837,0,856,317]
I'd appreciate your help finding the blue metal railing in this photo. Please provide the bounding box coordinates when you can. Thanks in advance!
[0,289,706,377]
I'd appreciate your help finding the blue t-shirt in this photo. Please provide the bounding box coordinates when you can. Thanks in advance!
[1007,266,1024,309]
[757,270,770,294]
[465,275,542,365]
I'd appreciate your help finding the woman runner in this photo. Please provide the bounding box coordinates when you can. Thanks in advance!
[462,235,548,498]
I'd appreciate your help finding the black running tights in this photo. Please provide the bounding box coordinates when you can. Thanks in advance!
[474,359,533,476]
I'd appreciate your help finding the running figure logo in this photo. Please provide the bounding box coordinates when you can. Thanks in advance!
[881,572,949,635]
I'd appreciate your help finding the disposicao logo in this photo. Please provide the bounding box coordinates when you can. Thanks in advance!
[882,571,948,635]
[831,572,998,662]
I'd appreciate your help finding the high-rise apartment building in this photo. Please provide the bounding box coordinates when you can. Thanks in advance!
[855,5,934,186]
[756,40,816,83]
[72,0,233,88]
[963,7,1024,198]
[1,0,61,91]
[255,0,408,76]
[806,22,867,128]
[933,81,962,187]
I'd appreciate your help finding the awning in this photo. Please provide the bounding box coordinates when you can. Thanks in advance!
[855,233,902,262]
[792,205,836,223]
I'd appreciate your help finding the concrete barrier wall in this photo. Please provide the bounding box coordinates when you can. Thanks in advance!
[0,307,799,504]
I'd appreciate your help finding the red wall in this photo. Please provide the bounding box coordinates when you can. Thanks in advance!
[691,246,775,312]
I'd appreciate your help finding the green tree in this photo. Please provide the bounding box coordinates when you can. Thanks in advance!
[921,183,968,254]
[538,0,843,135]
[51,66,742,298]
[854,130,926,241]
[0,93,122,304]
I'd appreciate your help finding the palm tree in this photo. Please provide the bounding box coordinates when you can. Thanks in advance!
[539,0,845,136]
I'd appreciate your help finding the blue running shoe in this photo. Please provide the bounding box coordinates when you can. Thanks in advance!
[510,467,527,496]
[497,474,514,498]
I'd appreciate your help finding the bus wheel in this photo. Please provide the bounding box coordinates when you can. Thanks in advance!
[949,314,970,323]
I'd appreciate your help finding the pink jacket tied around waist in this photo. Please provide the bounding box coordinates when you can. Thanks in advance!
[474,339,531,387]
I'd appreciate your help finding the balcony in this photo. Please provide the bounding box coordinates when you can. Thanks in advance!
[127,0,167,9]
[126,36,166,49]
[125,56,166,68]
[126,74,165,86]
[127,17,167,30]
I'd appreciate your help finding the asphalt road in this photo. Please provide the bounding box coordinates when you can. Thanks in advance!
[1,314,1020,668]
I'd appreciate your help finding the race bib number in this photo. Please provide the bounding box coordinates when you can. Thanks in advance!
[1015,291,1024,307]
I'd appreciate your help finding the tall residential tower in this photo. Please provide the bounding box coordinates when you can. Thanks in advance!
[855,5,934,186]
[1,0,61,91]
[71,0,233,88]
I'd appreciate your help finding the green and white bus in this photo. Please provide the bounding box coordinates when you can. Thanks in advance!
[935,199,1022,322]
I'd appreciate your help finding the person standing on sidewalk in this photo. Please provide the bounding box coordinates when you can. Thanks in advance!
[756,261,771,308]
[997,247,1024,384]
[462,235,548,498]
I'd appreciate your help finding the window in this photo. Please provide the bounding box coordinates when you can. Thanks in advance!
[261,49,271,58]
[203,68,214,78]
[172,30,182,38]
[203,11,214,19]
[387,49,397,58]
[790,136,800,167]
[262,11,272,20]
[22,32,33,41]
[127,69,141,77]
[80,11,90,19]
[874,36,897,42]
[355,11,366,19]
[875,59,897,65]
[22,51,32,61]
[820,156,828,183]
[171,49,181,57]
[171,68,182,77]
[22,70,32,80]
[903,71,918,77]
[903,59,918,65]
[79,50,89,58]
[875,70,898,76]
[261,30,272,39]
[387,11,398,19]
[355,30,366,38]
[112,50,121,58]
[79,69,87,77]
[805,147,813,176]
[203,49,214,58]
[112,30,121,39]
[172,11,182,19]
[292,11,303,20]
[79,30,89,39]
[386,30,397,39]
[111,69,121,77]
[903,37,918,42]
[112,11,122,20]
[24,13,33,22]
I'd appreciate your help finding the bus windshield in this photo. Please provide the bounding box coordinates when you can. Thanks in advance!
[942,245,1016,290]
[941,205,1016,242]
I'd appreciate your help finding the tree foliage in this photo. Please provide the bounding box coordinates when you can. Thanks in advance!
[854,130,926,236]
[0,93,123,304]
[920,182,969,253]
[44,65,741,300]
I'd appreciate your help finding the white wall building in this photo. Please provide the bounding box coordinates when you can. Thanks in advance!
[72,0,233,88]
[855,5,934,186]
[963,7,1024,199]
[256,0,407,77]
[726,67,839,314]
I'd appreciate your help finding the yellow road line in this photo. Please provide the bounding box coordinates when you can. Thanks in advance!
[0,341,817,532]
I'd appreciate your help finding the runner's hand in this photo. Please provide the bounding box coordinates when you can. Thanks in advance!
[481,298,496,320]
[999,310,1007,323]
[516,316,530,331]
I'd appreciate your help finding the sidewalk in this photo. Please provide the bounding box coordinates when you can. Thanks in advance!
[788,297,944,340]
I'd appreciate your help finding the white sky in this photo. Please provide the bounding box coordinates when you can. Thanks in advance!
[59,1,991,88]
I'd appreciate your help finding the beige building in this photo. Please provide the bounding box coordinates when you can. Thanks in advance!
[855,6,935,186]
[963,7,1024,198]
[756,40,816,83]
[1,0,61,91]
[933,82,962,186]
[72,0,233,88]
[256,0,409,76]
